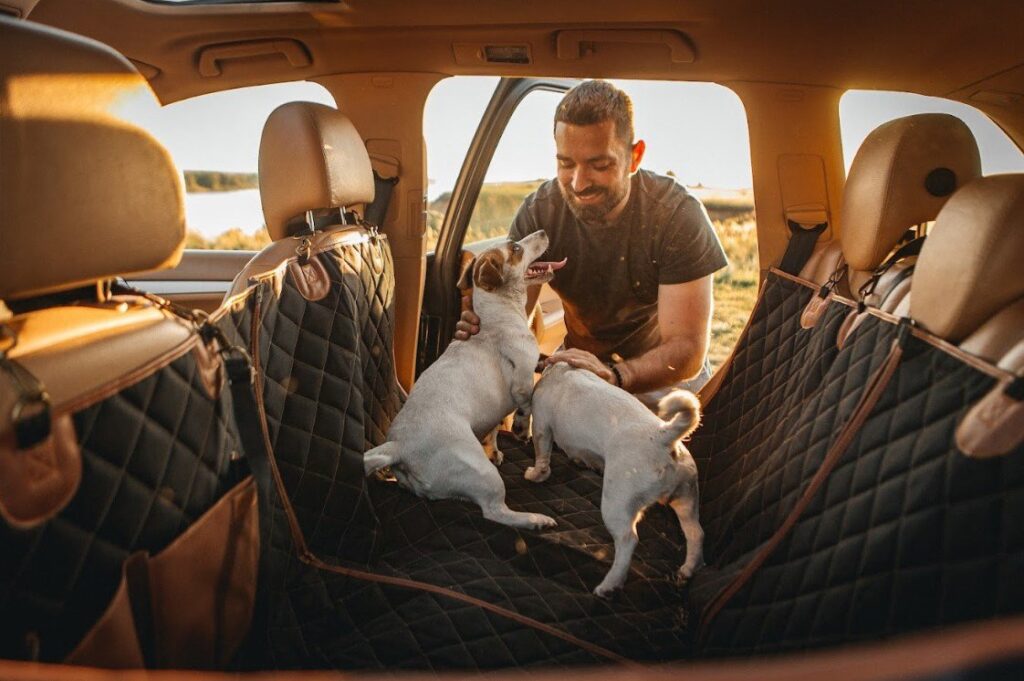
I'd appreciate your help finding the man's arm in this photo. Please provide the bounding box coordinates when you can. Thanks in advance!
[546,275,713,393]
[617,275,712,393]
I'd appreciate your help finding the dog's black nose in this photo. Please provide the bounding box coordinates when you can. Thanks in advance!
[536,229,547,239]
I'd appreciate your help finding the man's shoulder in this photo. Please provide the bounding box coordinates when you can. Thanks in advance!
[636,169,695,203]
[635,169,706,220]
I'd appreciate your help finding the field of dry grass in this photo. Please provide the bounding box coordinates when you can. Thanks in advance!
[191,179,760,369]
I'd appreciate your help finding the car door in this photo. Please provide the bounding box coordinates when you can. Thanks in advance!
[418,77,577,375]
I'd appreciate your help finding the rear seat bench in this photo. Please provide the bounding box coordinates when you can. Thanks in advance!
[688,174,1024,654]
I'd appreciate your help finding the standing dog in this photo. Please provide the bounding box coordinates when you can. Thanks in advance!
[528,362,704,595]
[364,231,566,530]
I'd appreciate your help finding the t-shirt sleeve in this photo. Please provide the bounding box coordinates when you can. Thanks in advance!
[658,195,729,285]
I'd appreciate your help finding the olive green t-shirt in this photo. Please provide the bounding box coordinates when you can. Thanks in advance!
[508,169,728,360]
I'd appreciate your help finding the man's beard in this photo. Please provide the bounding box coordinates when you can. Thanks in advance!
[560,180,629,224]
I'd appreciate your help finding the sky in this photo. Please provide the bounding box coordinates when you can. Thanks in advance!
[129,77,1024,234]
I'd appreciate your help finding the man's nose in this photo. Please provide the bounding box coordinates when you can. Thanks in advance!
[571,167,591,192]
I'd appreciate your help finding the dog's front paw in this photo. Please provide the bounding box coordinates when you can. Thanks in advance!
[525,465,550,482]
[492,448,504,466]
[676,560,704,583]
[529,513,557,530]
[593,581,621,598]
[511,410,531,440]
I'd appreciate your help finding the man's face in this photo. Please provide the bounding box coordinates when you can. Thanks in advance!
[554,119,643,224]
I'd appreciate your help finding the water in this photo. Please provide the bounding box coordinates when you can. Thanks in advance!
[184,189,265,239]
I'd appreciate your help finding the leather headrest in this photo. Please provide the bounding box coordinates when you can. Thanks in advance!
[0,17,185,301]
[841,113,981,272]
[259,102,375,241]
[911,174,1024,343]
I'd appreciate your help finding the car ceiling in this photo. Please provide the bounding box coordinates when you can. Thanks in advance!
[11,0,1024,145]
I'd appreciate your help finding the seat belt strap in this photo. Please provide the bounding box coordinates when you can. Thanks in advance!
[778,219,828,275]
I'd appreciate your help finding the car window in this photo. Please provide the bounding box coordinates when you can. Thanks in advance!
[840,90,1024,175]
[135,81,336,249]
[425,77,755,370]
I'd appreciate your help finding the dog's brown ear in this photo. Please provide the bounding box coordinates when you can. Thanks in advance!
[474,251,505,291]
[457,255,476,291]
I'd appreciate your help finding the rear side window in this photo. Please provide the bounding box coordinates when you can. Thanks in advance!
[137,82,336,249]
[840,90,1024,174]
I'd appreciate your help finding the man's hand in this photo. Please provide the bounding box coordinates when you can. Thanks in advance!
[453,290,480,341]
[545,349,618,386]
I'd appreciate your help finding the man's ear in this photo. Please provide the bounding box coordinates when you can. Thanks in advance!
[475,252,505,291]
[457,256,476,291]
[629,139,646,173]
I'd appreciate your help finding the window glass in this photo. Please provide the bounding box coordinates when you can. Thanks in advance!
[840,90,1024,174]
[136,81,336,249]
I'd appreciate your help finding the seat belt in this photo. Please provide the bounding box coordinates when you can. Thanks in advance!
[778,219,828,275]
[364,170,399,228]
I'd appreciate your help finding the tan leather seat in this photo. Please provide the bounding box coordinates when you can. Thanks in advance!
[0,17,255,668]
[912,173,1024,351]
[801,113,982,310]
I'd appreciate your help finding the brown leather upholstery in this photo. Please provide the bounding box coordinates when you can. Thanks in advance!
[0,16,185,301]
[259,102,375,241]
[800,114,981,299]
[961,297,1024,365]
[911,174,1024,343]
[841,113,981,273]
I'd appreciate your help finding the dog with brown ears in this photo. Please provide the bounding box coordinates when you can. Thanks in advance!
[364,231,567,530]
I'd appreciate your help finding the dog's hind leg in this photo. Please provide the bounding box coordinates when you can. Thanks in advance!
[525,421,553,482]
[364,441,401,476]
[670,487,705,580]
[594,497,642,597]
[463,455,556,530]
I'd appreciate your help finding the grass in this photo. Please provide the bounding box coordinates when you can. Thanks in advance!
[194,179,761,369]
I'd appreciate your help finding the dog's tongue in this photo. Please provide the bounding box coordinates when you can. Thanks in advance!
[528,257,568,274]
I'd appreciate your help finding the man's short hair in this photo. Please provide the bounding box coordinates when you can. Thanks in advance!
[554,80,634,148]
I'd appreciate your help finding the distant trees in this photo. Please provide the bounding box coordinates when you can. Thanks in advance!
[183,171,258,193]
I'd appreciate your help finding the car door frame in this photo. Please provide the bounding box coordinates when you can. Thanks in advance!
[418,76,577,374]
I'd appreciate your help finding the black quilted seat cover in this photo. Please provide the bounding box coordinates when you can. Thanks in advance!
[700,333,1024,655]
[255,436,694,670]
[0,348,241,662]
[253,234,402,562]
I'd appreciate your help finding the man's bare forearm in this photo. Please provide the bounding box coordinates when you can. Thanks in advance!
[617,336,705,394]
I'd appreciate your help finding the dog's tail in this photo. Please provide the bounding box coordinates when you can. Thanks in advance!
[364,441,401,476]
[657,390,701,448]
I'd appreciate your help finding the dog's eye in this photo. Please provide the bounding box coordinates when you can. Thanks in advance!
[511,243,522,254]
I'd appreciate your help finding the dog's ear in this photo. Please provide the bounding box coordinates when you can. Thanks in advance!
[457,255,476,291]
[474,251,505,291]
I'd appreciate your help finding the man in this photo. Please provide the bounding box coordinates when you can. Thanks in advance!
[457,80,727,403]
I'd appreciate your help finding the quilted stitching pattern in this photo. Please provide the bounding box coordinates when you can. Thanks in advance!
[257,438,694,670]
[255,235,401,562]
[701,338,1024,655]
[0,349,240,662]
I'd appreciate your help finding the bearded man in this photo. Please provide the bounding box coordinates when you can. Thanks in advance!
[458,80,727,403]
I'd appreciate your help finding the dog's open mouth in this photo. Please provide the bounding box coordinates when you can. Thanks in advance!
[525,257,567,283]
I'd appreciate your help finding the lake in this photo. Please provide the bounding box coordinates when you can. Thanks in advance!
[184,189,265,239]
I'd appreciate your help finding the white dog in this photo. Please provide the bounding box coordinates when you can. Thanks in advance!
[364,231,566,530]
[528,362,704,596]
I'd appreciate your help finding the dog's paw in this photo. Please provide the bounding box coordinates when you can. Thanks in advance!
[529,513,557,530]
[524,465,551,482]
[676,561,703,583]
[593,582,620,599]
[511,411,531,440]
[492,448,504,466]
